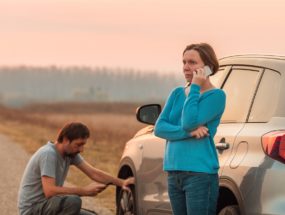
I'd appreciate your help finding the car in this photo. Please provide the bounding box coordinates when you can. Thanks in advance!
[116,55,285,215]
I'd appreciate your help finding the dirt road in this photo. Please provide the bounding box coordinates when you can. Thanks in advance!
[0,134,114,215]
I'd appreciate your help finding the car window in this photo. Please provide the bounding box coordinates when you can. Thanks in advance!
[210,66,230,88]
[248,69,281,122]
[221,67,262,123]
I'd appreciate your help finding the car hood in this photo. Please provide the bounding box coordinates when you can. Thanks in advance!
[134,125,154,138]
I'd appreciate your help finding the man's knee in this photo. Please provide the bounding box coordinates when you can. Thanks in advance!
[32,195,82,215]
[63,195,82,212]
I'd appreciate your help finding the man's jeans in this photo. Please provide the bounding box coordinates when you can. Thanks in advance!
[168,171,219,215]
[31,195,97,215]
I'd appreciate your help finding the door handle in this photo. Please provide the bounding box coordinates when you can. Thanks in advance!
[216,142,230,150]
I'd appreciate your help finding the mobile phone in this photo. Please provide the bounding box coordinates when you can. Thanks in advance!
[204,65,213,77]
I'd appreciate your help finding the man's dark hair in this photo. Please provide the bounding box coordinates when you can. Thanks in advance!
[57,122,90,143]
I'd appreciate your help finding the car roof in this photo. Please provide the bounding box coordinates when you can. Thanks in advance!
[219,54,285,73]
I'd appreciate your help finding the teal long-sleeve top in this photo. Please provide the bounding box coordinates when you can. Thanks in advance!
[154,84,226,174]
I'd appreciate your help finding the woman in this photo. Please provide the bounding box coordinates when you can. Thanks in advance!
[154,43,226,215]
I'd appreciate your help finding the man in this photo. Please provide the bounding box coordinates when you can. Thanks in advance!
[18,122,134,215]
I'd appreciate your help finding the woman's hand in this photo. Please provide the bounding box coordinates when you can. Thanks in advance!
[191,67,207,86]
[190,126,209,139]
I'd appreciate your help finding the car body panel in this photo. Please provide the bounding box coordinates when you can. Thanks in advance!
[137,132,171,214]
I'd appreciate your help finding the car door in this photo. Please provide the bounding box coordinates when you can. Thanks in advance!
[215,66,263,176]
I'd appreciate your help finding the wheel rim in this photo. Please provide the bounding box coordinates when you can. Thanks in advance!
[119,189,134,215]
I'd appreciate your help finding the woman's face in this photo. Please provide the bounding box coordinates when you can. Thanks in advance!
[183,49,205,83]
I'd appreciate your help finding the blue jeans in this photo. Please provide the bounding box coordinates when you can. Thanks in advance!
[167,171,219,215]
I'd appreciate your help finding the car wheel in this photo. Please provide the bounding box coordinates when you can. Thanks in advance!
[218,205,240,215]
[117,185,136,215]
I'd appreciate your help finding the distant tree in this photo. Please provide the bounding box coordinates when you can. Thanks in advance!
[0,66,182,107]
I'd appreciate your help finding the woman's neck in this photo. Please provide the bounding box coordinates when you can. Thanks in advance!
[184,79,215,96]
[200,79,215,93]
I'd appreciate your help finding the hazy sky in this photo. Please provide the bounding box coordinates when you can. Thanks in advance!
[0,0,284,73]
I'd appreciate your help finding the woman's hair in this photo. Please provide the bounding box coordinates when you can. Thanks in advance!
[183,43,219,75]
[57,122,90,143]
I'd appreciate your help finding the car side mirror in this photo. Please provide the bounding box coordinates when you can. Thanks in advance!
[136,104,161,125]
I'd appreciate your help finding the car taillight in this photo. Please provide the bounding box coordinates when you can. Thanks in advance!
[262,130,285,163]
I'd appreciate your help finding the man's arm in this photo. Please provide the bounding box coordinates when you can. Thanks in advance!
[76,160,134,189]
[41,176,106,198]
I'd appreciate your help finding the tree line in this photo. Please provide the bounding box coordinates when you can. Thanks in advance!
[0,66,184,107]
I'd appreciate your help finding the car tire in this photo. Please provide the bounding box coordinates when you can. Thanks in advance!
[116,185,136,215]
[218,205,240,215]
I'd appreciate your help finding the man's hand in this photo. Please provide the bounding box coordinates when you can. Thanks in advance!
[190,126,209,139]
[83,182,107,196]
[121,177,135,192]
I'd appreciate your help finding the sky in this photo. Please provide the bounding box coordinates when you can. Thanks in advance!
[0,0,284,73]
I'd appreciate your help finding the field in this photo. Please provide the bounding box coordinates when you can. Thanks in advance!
[0,102,146,212]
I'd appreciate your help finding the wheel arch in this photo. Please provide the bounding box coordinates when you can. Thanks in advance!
[218,176,245,215]
[116,158,138,214]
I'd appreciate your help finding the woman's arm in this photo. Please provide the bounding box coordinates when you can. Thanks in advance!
[182,84,226,131]
[154,117,191,141]
[154,88,191,141]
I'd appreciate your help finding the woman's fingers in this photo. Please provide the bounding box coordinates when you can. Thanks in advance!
[191,126,209,139]
[192,67,208,86]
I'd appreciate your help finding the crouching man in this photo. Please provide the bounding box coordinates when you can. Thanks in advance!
[18,122,134,215]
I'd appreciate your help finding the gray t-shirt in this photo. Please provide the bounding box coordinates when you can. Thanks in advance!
[18,141,83,215]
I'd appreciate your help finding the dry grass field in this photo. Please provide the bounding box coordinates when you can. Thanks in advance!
[0,102,146,212]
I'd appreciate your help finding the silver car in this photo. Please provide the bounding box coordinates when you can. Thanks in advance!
[116,55,285,215]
